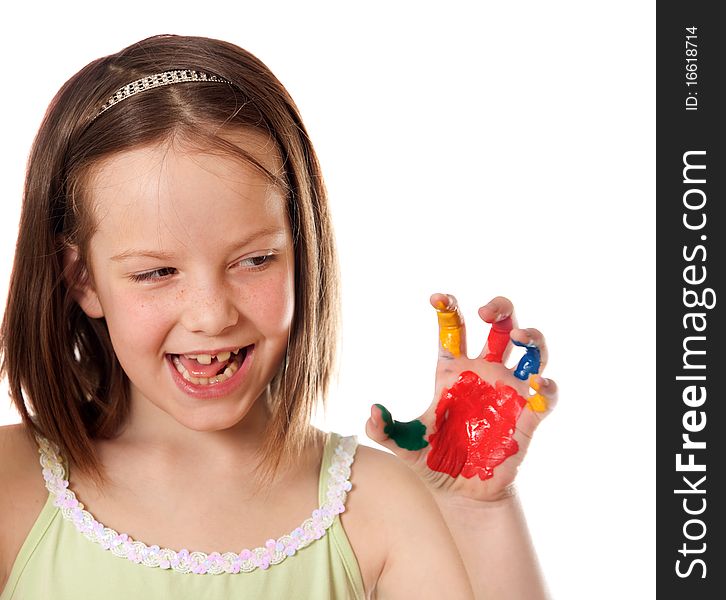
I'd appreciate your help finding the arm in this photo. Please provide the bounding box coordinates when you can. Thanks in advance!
[376,463,476,600]
[344,444,475,599]
[0,424,49,595]
[0,424,21,592]
[366,294,558,599]
[433,491,549,600]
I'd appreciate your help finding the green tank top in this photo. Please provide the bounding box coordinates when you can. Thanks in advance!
[1,432,365,599]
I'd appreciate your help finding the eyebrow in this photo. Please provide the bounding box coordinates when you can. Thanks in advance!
[110,226,287,262]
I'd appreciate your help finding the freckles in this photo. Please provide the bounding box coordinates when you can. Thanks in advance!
[245,273,294,321]
[247,291,293,330]
[121,294,172,329]
[129,309,160,331]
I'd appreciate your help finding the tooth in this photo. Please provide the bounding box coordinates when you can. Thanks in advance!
[224,367,234,378]
[216,351,231,362]
[198,377,209,385]
[182,371,200,384]
[195,354,212,365]
[173,356,186,374]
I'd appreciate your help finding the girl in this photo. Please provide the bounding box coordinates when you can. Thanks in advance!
[0,35,557,599]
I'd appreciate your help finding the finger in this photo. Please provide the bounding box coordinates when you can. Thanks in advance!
[514,376,558,440]
[366,404,429,455]
[483,317,513,363]
[430,293,467,359]
[526,375,558,414]
[478,296,518,363]
[510,327,549,374]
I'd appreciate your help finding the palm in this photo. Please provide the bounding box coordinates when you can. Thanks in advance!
[367,294,556,503]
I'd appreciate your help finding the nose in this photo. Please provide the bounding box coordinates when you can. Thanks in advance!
[180,277,240,336]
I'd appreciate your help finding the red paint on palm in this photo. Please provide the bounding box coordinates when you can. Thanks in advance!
[484,317,512,363]
[427,370,526,480]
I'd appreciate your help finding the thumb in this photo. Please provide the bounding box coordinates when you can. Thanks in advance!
[366,404,429,455]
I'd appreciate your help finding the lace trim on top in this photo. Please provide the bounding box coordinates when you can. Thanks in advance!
[36,434,357,575]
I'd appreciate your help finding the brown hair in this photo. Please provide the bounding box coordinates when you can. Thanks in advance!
[0,35,340,487]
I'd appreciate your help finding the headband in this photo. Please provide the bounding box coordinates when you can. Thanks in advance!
[96,69,231,117]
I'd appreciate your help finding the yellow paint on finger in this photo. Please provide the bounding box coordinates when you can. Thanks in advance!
[435,300,464,357]
[527,375,548,412]
[527,393,548,412]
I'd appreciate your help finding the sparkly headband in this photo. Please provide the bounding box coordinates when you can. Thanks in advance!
[96,69,231,117]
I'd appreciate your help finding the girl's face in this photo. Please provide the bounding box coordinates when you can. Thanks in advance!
[74,130,295,435]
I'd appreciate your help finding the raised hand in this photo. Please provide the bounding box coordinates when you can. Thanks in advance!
[366,294,558,503]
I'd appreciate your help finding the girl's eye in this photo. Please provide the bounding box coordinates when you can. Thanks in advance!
[238,254,276,270]
[129,267,176,283]
[128,255,275,283]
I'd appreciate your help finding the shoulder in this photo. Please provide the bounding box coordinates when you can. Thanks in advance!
[0,423,44,489]
[342,440,473,599]
[347,441,428,509]
[0,423,43,509]
[346,442,440,533]
[0,423,48,593]
[346,442,449,539]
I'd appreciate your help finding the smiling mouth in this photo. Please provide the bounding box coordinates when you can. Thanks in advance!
[169,346,250,386]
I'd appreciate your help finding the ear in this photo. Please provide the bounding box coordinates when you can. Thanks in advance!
[63,244,104,319]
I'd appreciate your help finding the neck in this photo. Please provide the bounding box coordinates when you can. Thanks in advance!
[115,385,273,470]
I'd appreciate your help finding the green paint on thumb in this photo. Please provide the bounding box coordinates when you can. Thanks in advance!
[375,403,393,426]
[374,403,428,451]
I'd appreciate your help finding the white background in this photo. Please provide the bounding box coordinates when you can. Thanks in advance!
[0,2,655,598]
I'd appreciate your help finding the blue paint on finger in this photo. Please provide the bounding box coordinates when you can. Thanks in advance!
[512,340,541,380]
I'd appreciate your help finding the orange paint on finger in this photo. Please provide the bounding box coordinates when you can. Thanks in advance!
[527,376,548,412]
[528,394,548,412]
[434,300,464,357]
